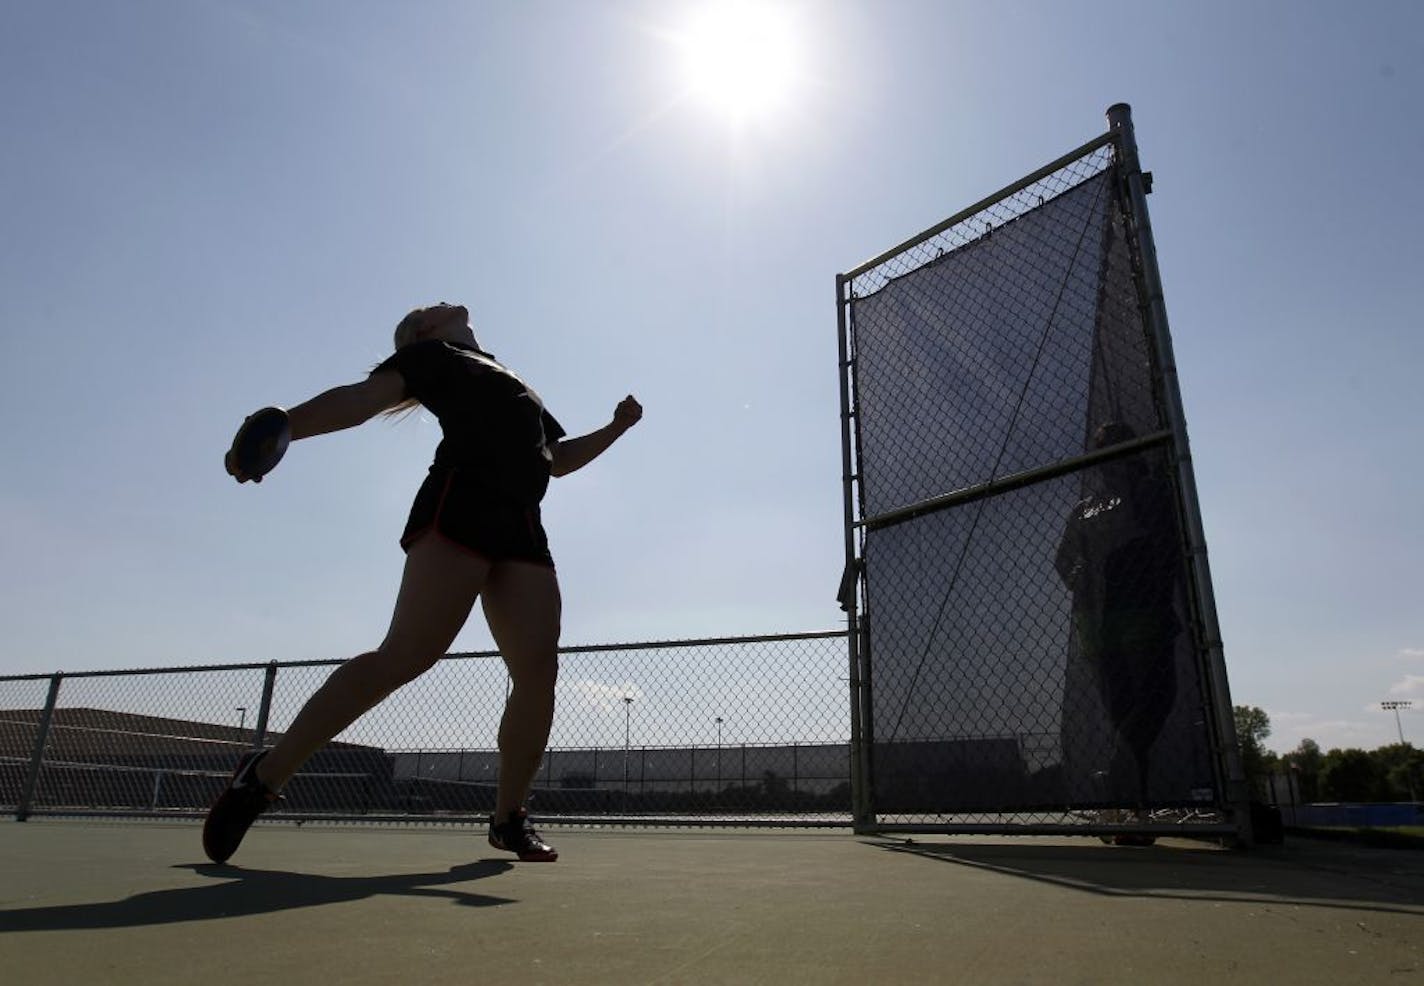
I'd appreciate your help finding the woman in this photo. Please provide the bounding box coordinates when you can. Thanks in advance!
[204,301,642,864]
[1055,422,1181,831]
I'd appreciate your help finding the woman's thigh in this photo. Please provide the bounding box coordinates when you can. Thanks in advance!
[480,561,561,681]
[381,532,491,660]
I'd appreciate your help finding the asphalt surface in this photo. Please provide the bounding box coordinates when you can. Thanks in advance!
[1,819,1420,984]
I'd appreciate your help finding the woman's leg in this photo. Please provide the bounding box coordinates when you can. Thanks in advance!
[256,533,490,790]
[480,561,562,819]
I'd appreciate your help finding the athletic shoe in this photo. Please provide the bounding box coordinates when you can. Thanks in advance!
[488,807,559,862]
[202,749,283,864]
[1099,809,1156,849]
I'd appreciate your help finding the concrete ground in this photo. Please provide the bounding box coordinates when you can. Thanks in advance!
[0,819,1420,985]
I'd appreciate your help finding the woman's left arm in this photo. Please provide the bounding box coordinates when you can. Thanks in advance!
[287,371,406,440]
[549,395,642,477]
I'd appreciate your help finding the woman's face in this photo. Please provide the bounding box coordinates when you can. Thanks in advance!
[417,302,474,344]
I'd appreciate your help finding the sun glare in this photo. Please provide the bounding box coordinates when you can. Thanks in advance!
[679,2,803,122]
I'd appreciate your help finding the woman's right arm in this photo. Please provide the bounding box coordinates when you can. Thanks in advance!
[287,370,406,440]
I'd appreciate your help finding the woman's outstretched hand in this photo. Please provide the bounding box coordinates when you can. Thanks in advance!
[613,395,643,432]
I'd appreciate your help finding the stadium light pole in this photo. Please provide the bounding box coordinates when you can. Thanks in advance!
[1382,700,1412,745]
[1382,700,1417,802]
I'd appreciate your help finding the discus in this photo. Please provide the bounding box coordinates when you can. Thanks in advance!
[227,406,290,483]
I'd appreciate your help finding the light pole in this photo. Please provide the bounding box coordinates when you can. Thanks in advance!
[622,695,635,809]
[1382,700,1417,802]
[1382,700,1413,746]
[235,706,248,737]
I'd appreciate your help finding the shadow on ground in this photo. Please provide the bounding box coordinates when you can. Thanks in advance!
[873,836,1424,917]
[0,859,515,932]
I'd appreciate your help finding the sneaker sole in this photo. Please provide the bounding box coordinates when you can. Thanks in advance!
[488,837,558,862]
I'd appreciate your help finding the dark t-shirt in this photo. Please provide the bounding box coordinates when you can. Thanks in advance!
[1055,470,1181,625]
[372,340,566,505]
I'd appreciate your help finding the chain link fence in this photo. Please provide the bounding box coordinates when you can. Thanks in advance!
[1,632,851,826]
[837,111,1242,838]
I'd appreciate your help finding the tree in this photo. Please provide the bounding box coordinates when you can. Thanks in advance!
[1372,743,1422,801]
[1234,705,1272,795]
[1282,738,1323,802]
[1319,748,1385,802]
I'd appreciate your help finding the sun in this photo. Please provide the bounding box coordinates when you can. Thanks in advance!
[677,2,804,122]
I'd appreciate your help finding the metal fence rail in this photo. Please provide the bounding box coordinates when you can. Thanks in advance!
[1,631,852,826]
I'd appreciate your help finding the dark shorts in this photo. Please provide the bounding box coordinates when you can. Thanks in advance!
[400,469,554,568]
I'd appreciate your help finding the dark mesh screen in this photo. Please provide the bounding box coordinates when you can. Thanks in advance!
[848,152,1219,819]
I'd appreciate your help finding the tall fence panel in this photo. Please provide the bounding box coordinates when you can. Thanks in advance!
[837,106,1245,839]
[1,631,850,826]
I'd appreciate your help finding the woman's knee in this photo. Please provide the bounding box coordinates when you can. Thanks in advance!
[508,651,559,691]
[371,641,444,684]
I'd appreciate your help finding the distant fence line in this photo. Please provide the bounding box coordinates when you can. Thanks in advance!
[1,630,856,825]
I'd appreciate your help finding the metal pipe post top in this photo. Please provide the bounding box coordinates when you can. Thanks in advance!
[1106,103,1141,174]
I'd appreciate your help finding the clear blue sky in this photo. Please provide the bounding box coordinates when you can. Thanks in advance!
[1,0,1420,754]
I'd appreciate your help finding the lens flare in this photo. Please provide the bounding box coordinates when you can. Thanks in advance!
[680,2,803,122]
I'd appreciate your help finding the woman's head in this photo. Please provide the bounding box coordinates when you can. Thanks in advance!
[1093,421,1148,485]
[393,302,477,350]
[1093,421,1136,449]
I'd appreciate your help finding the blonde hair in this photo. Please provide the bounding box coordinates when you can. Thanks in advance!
[393,307,426,351]
[381,306,428,419]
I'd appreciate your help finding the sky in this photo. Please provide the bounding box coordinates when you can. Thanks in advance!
[1,0,1420,756]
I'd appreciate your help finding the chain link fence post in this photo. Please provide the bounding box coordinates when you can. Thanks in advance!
[838,271,877,833]
[1106,102,1252,844]
[251,661,278,750]
[16,674,62,822]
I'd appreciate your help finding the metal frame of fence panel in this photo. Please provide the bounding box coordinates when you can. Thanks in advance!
[1106,103,1250,843]
[837,273,873,831]
[836,104,1246,842]
[1,631,852,827]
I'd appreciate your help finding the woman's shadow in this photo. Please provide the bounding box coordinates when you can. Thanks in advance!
[0,859,516,932]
